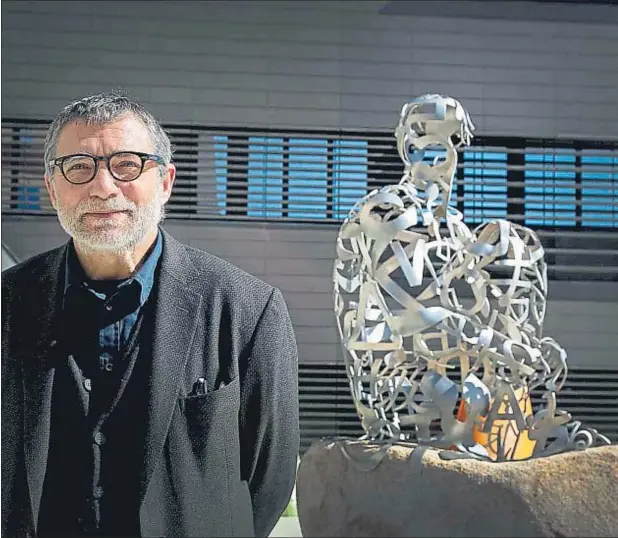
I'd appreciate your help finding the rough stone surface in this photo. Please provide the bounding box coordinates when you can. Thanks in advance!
[296,438,618,537]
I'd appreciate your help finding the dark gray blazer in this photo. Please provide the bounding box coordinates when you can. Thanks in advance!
[1,228,300,537]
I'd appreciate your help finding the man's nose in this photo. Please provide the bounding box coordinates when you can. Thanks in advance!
[88,162,121,199]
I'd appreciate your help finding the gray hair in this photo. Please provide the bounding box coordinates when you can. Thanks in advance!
[44,90,173,177]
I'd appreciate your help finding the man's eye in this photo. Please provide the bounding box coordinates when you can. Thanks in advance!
[66,162,91,171]
[116,160,140,168]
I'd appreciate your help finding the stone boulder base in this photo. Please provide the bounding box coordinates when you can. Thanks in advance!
[296,439,618,537]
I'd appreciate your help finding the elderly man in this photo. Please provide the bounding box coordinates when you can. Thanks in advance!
[1,92,300,538]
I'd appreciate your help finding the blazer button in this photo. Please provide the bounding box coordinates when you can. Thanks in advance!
[83,378,92,392]
[77,516,89,532]
[93,431,106,446]
[93,486,104,499]
[49,339,58,348]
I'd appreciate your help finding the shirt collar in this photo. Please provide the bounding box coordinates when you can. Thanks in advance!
[133,230,162,305]
[63,229,163,307]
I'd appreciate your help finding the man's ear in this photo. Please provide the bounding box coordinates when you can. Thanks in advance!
[161,164,176,205]
[44,174,58,210]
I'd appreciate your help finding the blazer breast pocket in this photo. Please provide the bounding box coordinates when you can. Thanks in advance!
[179,375,240,461]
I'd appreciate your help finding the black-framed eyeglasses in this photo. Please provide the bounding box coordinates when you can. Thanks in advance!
[48,151,166,185]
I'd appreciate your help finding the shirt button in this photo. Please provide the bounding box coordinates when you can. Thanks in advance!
[93,486,104,499]
[93,432,106,446]
[83,378,92,391]
[49,339,58,348]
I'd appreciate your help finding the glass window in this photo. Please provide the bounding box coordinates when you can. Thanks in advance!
[14,130,42,211]
[463,149,508,223]
[332,139,368,220]
[247,137,284,218]
[525,149,576,227]
[288,138,328,219]
[214,135,228,216]
[581,150,617,228]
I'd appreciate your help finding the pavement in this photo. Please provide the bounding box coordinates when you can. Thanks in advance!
[269,517,302,537]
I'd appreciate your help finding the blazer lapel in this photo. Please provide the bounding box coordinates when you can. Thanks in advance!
[19,244,67,532]
[140,230,203,503]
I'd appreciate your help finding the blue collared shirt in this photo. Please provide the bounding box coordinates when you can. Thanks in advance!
[62,231,162,374]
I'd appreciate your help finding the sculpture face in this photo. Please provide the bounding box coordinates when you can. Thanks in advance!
[395,95,475,221]
[333,94,610,461]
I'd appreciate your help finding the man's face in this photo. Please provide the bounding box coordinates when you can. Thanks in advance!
[44,114,175,252]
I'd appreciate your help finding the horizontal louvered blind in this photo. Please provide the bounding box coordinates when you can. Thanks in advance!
[2,119,617,280]
[299,363,618,456]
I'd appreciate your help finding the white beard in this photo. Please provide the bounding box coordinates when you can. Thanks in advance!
[51,182,166,254]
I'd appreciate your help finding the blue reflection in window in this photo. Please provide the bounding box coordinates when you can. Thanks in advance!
[463,150,508,223]
[525,151,576,227]
[15,186,40,210]
[247,137,284,218]
[581,153,617,228]
[288,138,328,219]
[14,132,41,211]
[238,137,369,220]
[333,139,368,220]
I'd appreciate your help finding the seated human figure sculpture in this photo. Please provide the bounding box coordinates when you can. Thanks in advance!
[333,94,610,461]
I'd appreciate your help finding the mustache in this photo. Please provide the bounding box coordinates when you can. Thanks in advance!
[77,198,136,216]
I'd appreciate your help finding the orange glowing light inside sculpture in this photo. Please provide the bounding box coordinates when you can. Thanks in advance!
[456,386,537,461]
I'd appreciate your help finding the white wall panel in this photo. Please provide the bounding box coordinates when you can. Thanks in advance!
[2,0,617,137]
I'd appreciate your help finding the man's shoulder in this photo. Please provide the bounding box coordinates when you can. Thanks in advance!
[1,245,65,289]
[179,242,275,300]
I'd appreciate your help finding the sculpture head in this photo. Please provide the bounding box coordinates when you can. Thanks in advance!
[394,94,475,220]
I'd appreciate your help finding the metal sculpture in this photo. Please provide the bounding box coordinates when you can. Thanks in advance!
[333,94,610,462]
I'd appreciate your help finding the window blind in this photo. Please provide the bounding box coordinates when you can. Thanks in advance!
[2,119,616,281]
